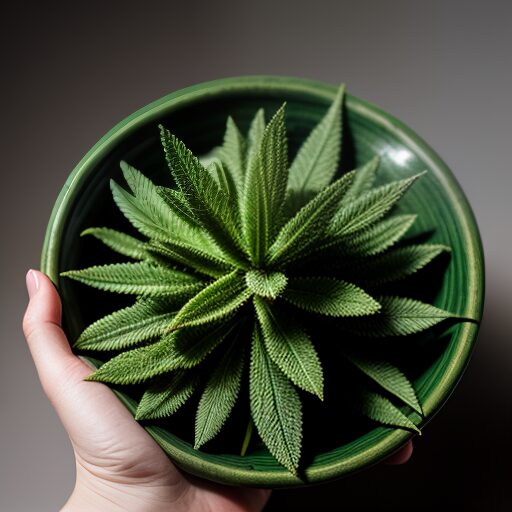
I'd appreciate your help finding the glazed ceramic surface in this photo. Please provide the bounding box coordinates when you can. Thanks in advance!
[41,76,484,487]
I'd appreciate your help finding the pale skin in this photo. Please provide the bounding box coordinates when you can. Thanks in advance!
[23,269,412,511]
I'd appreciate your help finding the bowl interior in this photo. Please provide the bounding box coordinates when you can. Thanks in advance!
[42,76,483,487]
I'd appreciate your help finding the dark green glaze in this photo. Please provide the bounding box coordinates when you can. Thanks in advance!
[41,76,484,487]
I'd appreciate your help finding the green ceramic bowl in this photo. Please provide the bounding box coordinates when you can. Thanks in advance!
[41,76,484,487]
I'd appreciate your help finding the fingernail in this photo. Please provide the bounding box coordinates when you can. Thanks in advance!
[26,269,40,299]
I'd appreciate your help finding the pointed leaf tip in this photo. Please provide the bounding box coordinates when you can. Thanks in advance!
[342,296,457,337]
[328,171,425,239]
[135,371,199,420]
[74,297,178,351]
[241,99,289,263]
[194,334,245,449]
[283,277,381,318]
[360,391,421,434]
[343,349,423,415]
[285,85,344,213]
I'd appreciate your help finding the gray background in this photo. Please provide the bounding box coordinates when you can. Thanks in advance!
[1,1,510,510]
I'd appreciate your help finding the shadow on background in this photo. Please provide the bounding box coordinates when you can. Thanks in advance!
[267,268,511,511]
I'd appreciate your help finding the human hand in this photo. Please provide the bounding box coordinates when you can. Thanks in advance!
[23,269,412,511]
[23,270,271,511]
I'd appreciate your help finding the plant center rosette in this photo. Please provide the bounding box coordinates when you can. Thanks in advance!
[62,85,469,475]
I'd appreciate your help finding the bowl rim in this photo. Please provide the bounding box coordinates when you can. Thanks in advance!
[41,75,485,487]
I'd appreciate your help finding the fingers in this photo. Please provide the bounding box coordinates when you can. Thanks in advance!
[384,440,413,465]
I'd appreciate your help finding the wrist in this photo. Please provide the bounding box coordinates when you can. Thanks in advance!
[61,482,121,512]
[61,467,188,512]
[62,483,180,512]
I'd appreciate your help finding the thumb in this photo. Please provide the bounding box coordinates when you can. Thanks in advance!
[22,270,160,454]
[22,269,94,401]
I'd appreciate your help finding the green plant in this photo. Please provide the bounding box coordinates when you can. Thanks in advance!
[62,84,464,475]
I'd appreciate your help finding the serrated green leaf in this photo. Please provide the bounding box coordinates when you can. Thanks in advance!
[61,262,203,296]
[241,104,288,264]
[135,371,199,420]
[159,126,247,264]
[147,239,232,279]
[245,270,287,299]
[245,108,265,175]
[335,214,417,257]
[286,84,344,213]
[358,390,420,433]
[266,170,355,266]
[74,297,179,351]
[85,319,237,384]
[254,297,323,399]
[80,227,150,260]
[326,172,424,240]
[194,334,245,448]
[343,296,458,337]
[156,186,226,259]
[118,160,199,242]
[110,179,173,242]
[204,159,243,249]
[156,186,199,227]
[250,323,302,474]
[282,277,381,317]
[68,88,462,475]
[217,116,246,195]
[84,336,176,385]
[341,155,380,204]
[354,244,450,285]
[171,271,252,329]
[342,349,422,415]
[206,159,239,202]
